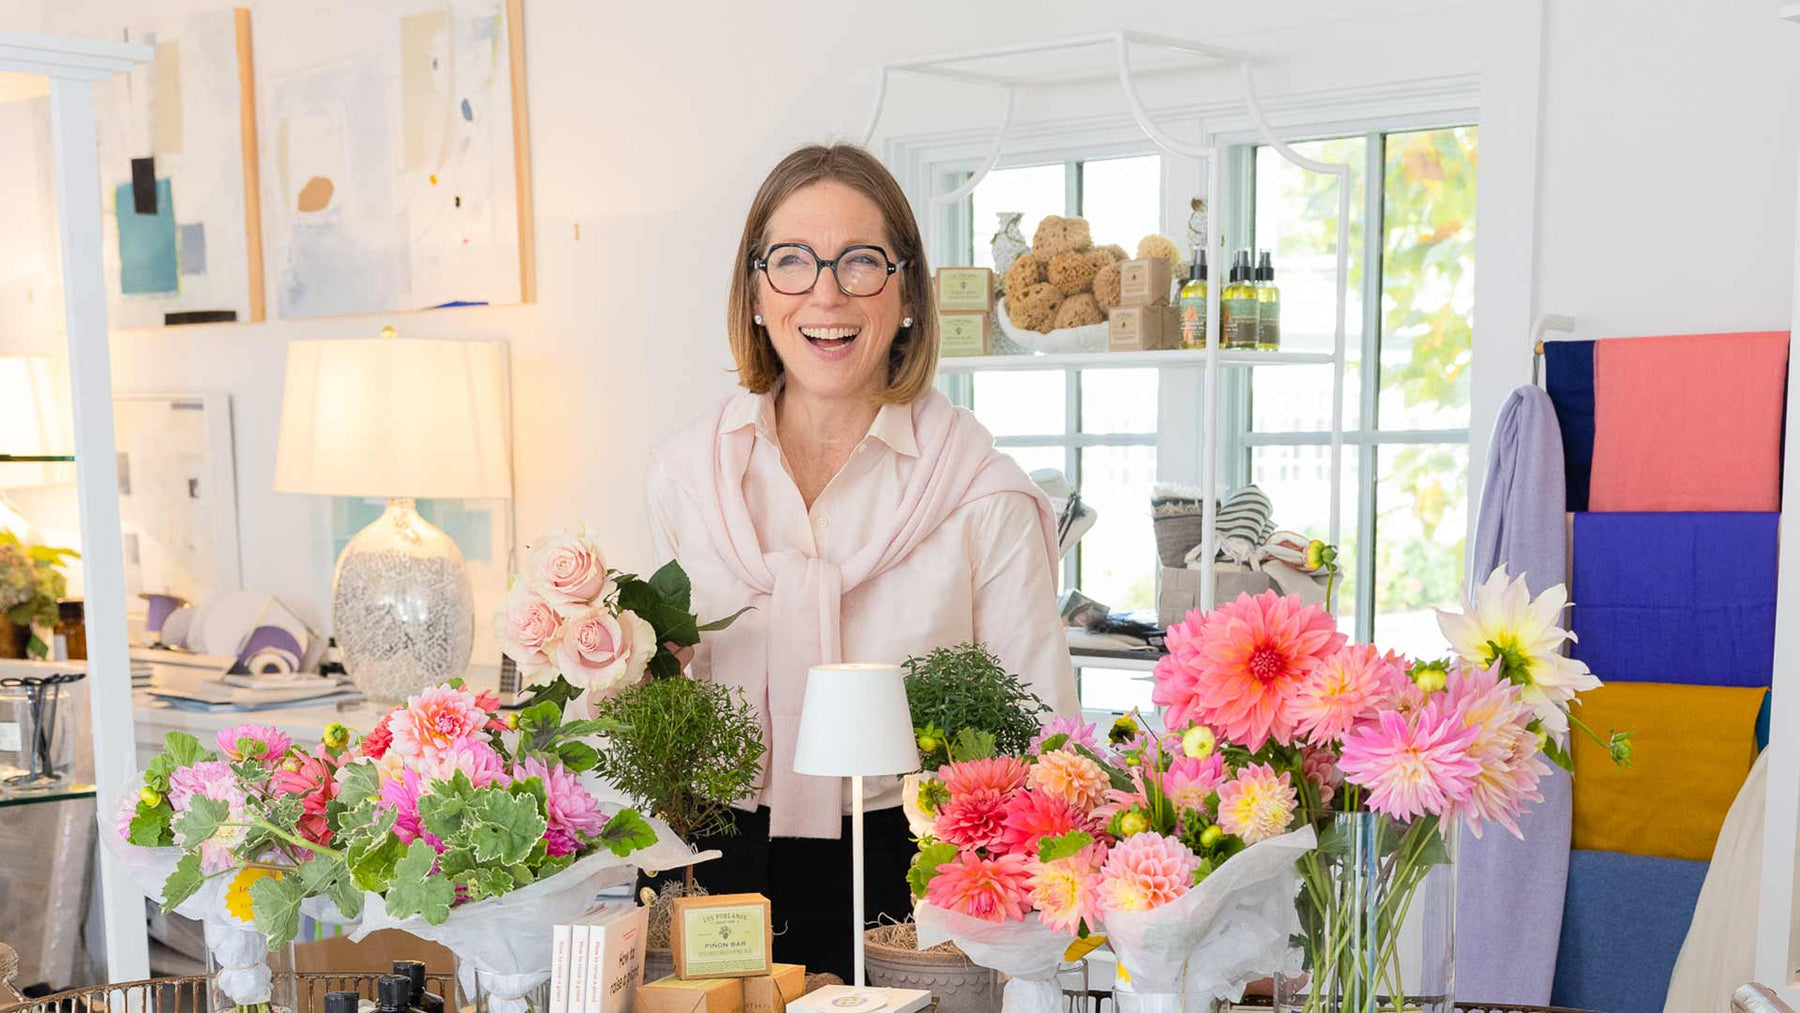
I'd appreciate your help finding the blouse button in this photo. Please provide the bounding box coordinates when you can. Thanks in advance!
[814,515,829,530]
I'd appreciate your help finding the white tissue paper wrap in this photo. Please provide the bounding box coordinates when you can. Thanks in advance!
[98,770,353,1006]
[1102,825,1316,1013]
[915,905,1067,1013]
[352,808,712,1013]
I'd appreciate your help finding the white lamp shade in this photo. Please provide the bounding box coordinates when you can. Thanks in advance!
[0,356,73,490]
[274,338,512,499]
[793,663,920,777]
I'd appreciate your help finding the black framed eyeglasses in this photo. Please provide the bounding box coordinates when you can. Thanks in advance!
[752,243,906,297]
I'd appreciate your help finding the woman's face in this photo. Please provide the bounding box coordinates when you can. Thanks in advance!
[755,180,909,403]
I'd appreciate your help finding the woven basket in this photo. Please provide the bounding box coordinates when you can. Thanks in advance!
[863,924,999,1013]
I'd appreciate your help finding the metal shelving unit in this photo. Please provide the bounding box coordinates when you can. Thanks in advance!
[865,30,1353,610]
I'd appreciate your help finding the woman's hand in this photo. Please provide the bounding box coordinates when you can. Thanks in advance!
[665,641,695,672]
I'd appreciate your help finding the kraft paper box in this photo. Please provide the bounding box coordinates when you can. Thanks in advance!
[938,312,989,357]
[637,976,745,1013]
[936,266,994,312]
[671,894,772,979]
[742,964,806,1013]
[1117,258,1173,306]
[1109,305,1179,351]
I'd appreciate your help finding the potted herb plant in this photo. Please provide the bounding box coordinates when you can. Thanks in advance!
[0,531,77,659]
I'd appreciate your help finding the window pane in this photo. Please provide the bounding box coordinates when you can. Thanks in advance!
[1076,445,1157,612]
[1251,363,1361,434]
[1379,127,1477,430]
[1081,368,1158,434]
[1248,445,1361,635]
[972,370,1064,436]
[1079,667,1156,715]
[1372,442,1468,657]
[1079,155,1162,253]
[996,445,1066,479]
[970,164,1066,269]
[1252,137,1367,357]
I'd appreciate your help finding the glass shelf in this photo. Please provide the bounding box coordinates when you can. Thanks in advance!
[0,781,96,808]
[0,454,76,463]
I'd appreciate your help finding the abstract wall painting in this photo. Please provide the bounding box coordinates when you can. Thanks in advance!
[95,9,264,327]
[258,0,532,318]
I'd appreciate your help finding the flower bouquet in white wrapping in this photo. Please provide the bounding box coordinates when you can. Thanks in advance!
[903,717,1314,1013]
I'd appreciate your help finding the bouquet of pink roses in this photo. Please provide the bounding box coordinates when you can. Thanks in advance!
[496,526,746,699]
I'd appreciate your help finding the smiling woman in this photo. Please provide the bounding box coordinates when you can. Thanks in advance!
[644,143,1078,982]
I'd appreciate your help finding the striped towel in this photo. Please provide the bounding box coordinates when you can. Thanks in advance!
[1153,483,1275,563]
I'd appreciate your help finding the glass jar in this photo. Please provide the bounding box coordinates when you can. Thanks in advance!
[0,672,81,793]
[54,599,86,661]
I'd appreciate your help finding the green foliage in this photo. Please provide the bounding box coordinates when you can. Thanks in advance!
[173,795,231,849]
[902,643,1049,770]
[598,808,657,857]
[590,676,765,842]
[1037,831,1093,863]
[297,852,363,922]
[250,874,305,949]
[612,561,752,681]
[907,840,959,899]
[0,531,77,656]
[160,852,205,913]
[385,840,457,925]
[947,728,996,763]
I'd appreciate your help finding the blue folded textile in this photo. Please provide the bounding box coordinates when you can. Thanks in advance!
[1551,849,1708,1013]
[1571,512,1777,687]
[1758,690,1773,753]
[1545,340,1596,511]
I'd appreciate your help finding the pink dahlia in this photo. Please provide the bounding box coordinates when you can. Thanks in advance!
[1152,591,1347,751]
[1029,717,1100,756]
[1339,702,1483,822]
[271,744,342,847]
[1292,645,1409,744]
[216,724,293,767]
[1439,662,1549,839]
[1029,749,1110,813]
[389,685,491,764]
[935,788,1010,850]
[1027,842,1107,934]
[1157,753,1227,814]
[417,736,510,789]
[515,756,607,857]
[997,789,1090,857]
[168,761,250,871]
[939,757,1030,798]
[1216,763,1299,844]
[1300,745,1343,807]
[1098,832,1198,913]
[361,708,399,759]
[378,768,445,852]
[925,851,1032,923]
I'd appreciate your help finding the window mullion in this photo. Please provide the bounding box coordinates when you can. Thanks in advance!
[1354,131,1386,641]
[1066,367,1081,591]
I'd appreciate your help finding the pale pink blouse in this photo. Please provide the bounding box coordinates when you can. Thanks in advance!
[645,389,1078,824]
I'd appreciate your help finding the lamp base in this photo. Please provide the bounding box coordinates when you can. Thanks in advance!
[332,497,474,703]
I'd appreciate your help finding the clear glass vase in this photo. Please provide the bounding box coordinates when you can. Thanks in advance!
[455,955,553,1013]
[204,922,297,1013]
[1276,812,1457,1013]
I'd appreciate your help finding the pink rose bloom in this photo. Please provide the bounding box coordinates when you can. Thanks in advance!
[528,529,614,609]
[515,756,606,856]
[216,724,293,767]
[555,606,656,696]
[389,685,491,765]
[495,584,564,678]
[417,736,510,789]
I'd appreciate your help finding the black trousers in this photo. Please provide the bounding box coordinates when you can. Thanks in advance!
[647,805,915,982]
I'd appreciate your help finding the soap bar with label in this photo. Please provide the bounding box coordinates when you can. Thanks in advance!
[637,976,744,1013]
[671,894,772,980]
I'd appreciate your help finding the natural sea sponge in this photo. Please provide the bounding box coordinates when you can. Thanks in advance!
[1048,250,1100,296]
[1006,281,1064,332]
[1052,292,1104,330]
[1136,234,1184,277]
[1004,252,1047,296]
[1100,244,1129,262]
[1033,215,1092,258]
[1085,249,1115,273]
[1092,261,1123,309]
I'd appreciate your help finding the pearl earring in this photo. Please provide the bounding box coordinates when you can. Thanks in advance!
[902,317,914,328]
[753,314,764,326]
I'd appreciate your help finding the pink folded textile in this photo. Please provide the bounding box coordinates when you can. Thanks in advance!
[1588,331,1789,512]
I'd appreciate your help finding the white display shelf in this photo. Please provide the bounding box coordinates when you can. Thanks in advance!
[937,348,1335,372]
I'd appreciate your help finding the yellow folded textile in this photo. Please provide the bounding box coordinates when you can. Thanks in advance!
[1571,681,1762,861]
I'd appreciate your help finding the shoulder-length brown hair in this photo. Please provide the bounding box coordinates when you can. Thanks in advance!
[727,144,938,405]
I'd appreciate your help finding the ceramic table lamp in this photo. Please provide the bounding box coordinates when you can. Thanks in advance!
[793,662,920,990]
[274,333,511,702]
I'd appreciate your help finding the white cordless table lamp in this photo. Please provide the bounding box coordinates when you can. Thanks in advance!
[793,662,920,990]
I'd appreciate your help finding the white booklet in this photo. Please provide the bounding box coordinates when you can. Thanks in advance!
[582,904,650,1013]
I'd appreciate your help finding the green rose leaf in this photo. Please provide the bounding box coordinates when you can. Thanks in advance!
[469,791,547,866]
[907,840,959,899]
[160,852,204,913]
[696,606,753,634]
[647,560,692,612]
[521,675,584,713]
[597,808,656,857]
[1037,831,1094,864]
[384,840,456,925]
[250,873,305,949]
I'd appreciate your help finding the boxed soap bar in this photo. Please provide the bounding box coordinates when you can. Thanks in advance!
[637,976,745,1013]
[938,312,989,357]
[1118,258,1173,306]
[936,267,994,313]
[671,894,772,979]
[742,964,806,1013]
[1108,305,1179,351]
